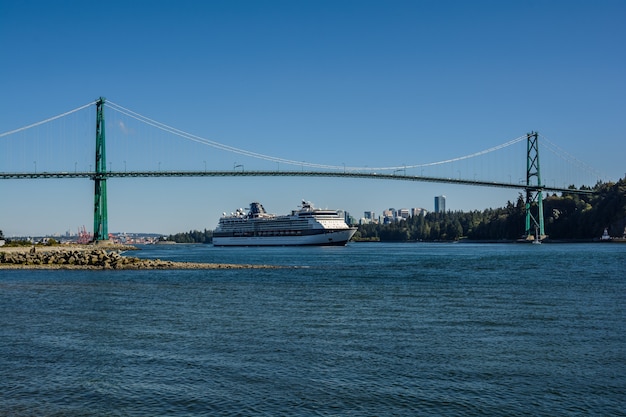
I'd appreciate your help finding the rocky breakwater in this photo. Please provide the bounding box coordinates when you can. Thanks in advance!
[0,246,276,270]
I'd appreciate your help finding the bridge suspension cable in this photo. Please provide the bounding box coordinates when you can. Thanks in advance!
[0,101,95,139]
[106,101,526,172]
[408,136,526,168]
[106,101,341,170]
[539,134,606,182]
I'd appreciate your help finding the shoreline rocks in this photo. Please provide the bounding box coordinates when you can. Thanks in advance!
[0,245,276,270]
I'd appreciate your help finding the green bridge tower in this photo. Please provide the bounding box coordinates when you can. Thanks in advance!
[525,131,545,240]
[93,97,109,243]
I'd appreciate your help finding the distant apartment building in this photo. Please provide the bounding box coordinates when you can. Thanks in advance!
[397,208,410,219]
[343,211,357,226]
[360,211,378,225]
[411,207,427,217]
[381,209,393,224]
[434,195,446,213]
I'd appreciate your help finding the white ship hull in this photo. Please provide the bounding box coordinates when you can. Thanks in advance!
[213,228,356,247]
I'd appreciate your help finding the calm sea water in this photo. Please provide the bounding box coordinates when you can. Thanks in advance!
[1,242,625,416]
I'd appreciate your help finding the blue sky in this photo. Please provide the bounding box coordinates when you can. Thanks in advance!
[1,1,624,236]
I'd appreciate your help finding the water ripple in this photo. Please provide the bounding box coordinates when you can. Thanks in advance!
[1,243,625,416]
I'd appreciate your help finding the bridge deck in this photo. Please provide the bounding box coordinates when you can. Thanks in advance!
[0,170,594,194]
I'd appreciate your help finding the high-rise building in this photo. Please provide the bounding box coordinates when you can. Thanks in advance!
[343,211,356,225]
[434,195,446,213]
[398,208,410,219]
[411,207,427,217]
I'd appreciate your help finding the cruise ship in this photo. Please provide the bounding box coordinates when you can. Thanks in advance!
[213,201,357,246]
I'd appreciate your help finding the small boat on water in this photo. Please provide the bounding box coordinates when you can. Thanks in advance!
[213,201,357,246]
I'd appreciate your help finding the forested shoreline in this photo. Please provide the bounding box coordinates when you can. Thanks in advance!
[164,179,625,243]
[356,179,626,242]
[164,229,214,244]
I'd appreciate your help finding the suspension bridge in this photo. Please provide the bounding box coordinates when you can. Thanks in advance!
[1,97,602,242]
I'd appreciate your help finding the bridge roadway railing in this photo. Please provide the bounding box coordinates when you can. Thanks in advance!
[0,170,595,195]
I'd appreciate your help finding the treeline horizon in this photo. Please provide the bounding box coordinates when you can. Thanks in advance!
[356,179,625,242]
[164,178,625,243]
